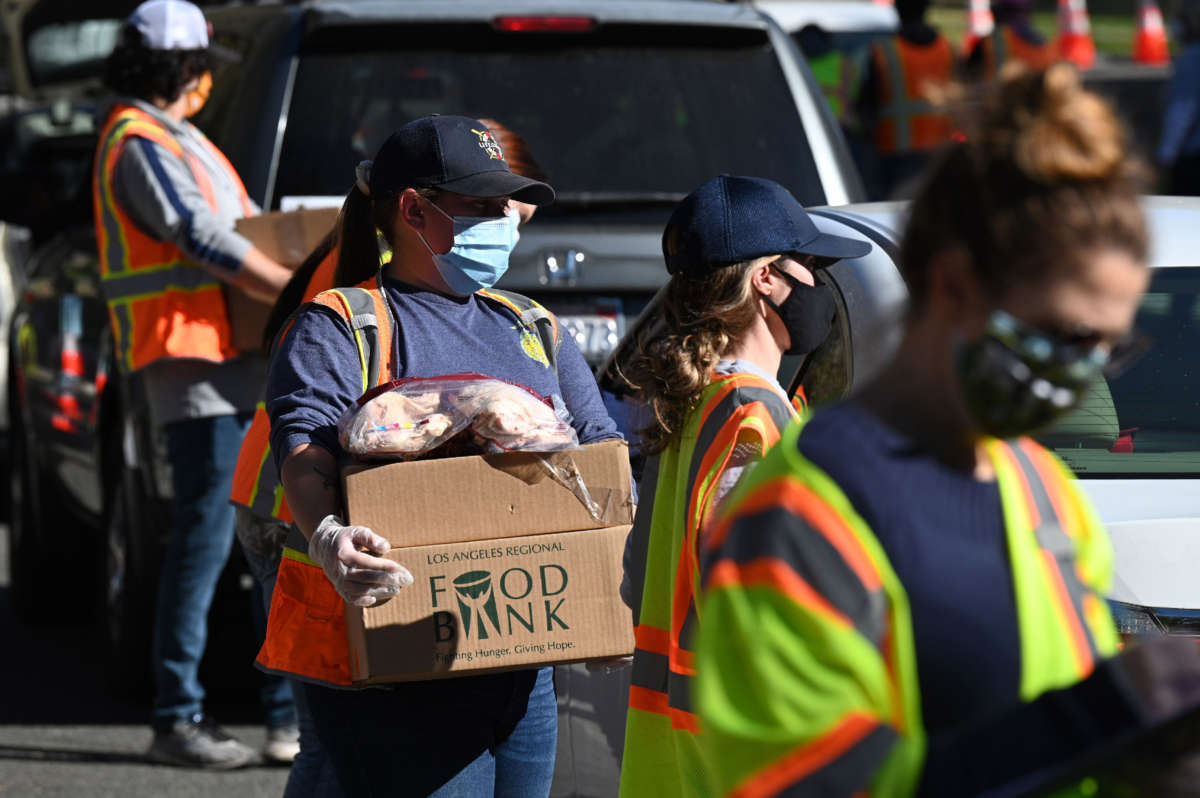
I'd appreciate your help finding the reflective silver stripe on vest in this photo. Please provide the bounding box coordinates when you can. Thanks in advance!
[710,501,888,649]
[630,648,697,715]
[100,262,221,300]
[1006,442,1101,660]
[336,288,382,390]
[875,39,938,152]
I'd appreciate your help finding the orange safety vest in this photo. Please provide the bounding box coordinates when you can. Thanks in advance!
[619,374,803,797]
[229,248,339,524]
[256,282,562,686]
[978,24,1057,80]
[871,35,956,155]
[92,104,254,372]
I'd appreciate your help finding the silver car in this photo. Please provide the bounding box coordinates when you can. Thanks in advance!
[595,197,1200,792]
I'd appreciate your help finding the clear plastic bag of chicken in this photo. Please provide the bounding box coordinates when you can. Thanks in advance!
[337,374,578,460]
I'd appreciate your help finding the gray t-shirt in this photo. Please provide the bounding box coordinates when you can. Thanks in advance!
[143,355,267,427]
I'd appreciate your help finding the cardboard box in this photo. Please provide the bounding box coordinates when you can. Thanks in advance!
[342,439,634,548]
[341,440,636,683]
[346,525,634,683]
[225,207,339,352]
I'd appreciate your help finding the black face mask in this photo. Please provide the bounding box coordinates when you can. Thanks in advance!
[762,267,836,356]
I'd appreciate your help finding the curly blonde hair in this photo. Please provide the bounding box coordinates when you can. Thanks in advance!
[621,259,767,455]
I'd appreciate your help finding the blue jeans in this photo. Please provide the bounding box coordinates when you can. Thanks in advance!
[237,507,342,797]
[241,526,300,731]
[304,667,558,797]
[152,412,253,727]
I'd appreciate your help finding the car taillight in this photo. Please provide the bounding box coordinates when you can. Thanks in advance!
[493,16,596,33]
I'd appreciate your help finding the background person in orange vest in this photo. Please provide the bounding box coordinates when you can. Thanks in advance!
[859,0,957,198]
[966,0,1058,80]
[94,0,292,770]
[229,119,549,798]
[616,175,870,796]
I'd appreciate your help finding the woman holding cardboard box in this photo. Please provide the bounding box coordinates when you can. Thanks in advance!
[230,118,548,798]
[259,115,619,797]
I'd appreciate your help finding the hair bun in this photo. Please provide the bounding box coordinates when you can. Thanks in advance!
[987,63,1127,184]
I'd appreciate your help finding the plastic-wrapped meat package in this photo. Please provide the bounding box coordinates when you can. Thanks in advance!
[452,381,578,452]
[338,375,578,459]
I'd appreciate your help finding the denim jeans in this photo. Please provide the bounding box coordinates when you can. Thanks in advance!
[305,666,558,797]
[236,506,342,798]
[152,412,253,727]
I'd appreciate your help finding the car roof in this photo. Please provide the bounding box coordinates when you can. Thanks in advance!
[752,0,898,34]
[307,0,771,28]
[821,197,1200,271]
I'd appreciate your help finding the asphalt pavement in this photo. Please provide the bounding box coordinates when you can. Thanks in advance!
[0,527,290,797]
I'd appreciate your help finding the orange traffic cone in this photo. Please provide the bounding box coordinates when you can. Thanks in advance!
[964,0,995,53]
[1056,0,1096,69]
[1133,0,1170,65]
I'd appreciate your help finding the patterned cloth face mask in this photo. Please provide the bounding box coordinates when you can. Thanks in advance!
[955,308,1148,438]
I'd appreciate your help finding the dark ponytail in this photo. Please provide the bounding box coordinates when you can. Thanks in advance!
[261,229,337,351]
[334,185,403,287]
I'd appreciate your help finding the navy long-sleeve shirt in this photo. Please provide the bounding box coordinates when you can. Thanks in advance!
[798,402,1144,794]
[267,277,618,472]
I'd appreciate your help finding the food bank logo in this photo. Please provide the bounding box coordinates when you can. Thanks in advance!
[430,566,568,641]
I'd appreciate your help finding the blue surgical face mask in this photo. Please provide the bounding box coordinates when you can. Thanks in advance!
[419,201,520,295]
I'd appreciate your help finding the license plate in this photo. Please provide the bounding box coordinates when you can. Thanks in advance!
[556,299,624,365]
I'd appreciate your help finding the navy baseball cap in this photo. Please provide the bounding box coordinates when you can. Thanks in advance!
[369,116,555,205]
[663,175,871,276]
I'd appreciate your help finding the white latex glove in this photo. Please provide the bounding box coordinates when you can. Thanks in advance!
[308,514,413,607]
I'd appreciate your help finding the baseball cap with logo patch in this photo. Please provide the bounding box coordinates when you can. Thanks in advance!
[128,0,210,50]
[368,116,555,206]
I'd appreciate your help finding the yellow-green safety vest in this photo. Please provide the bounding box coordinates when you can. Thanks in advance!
[696,417,1119,797]
[620,372,802,797]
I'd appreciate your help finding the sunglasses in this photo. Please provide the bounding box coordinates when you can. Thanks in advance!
[987,309,1151,380]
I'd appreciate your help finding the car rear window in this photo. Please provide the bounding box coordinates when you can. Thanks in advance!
[1036,267,1200,476]
[273,23,824,213]
[25,19,121,87]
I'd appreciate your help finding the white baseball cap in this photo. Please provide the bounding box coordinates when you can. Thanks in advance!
[128,0,209,50]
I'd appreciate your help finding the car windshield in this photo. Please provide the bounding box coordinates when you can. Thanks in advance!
[25,19,121,87]
[273,23,824,217]
[1036,267,1200,477]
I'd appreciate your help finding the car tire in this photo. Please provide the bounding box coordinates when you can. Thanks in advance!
[102,462,159,700]
[6,400,87,625]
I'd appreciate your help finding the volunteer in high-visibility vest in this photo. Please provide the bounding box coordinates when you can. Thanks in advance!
[696,65,1200,797]
[796,24,868,132]
[229,119,549,798]
[860,0,956,197]
[618,175,872,798]
[967,0,1057,80]
[94,0,292,769]
[260,115,620,797]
